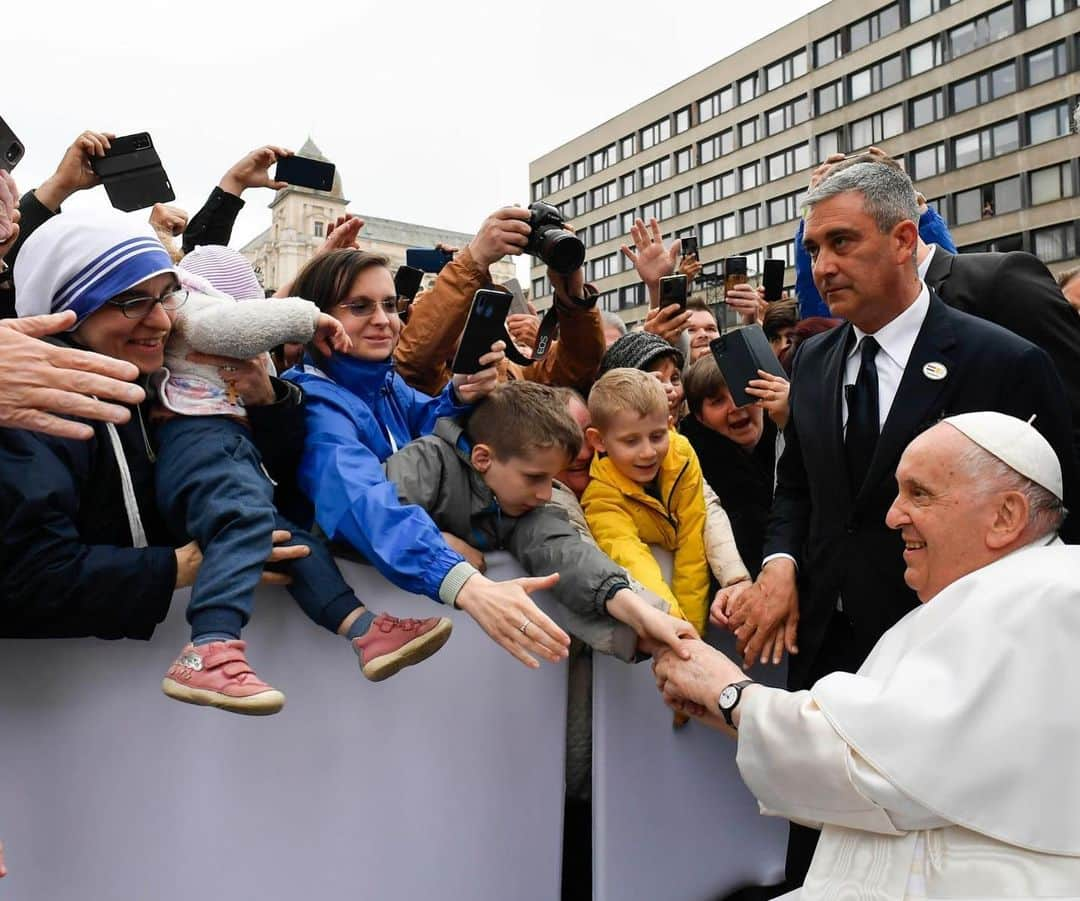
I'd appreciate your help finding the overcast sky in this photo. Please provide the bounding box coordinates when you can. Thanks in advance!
[7,0,823,273]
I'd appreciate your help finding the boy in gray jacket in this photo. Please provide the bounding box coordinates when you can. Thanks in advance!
[383,381,695,658]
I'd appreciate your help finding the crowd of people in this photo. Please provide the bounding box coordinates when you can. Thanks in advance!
[0,131,1079,899]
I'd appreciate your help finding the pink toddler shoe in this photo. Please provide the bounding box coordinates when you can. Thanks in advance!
[352,614,453,681]
[162,640,285,716]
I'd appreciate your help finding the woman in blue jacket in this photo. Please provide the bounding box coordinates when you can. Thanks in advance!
[283,250,570,669]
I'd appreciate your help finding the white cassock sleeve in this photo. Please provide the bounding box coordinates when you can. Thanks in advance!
[735,686,950,833]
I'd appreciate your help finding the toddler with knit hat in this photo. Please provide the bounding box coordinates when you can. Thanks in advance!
[156,246,451,716]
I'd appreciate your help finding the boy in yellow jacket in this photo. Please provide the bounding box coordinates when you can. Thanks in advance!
[581,368,711,639]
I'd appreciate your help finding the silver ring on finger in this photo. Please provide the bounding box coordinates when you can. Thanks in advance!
[519,619,531,635]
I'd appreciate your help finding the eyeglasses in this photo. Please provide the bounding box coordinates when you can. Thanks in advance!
[108,288,189,320]
[337,297,403,319]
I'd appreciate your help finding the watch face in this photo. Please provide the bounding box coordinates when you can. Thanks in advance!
[719,685,740,710]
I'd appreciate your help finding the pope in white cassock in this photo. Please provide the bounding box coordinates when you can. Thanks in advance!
[653,411,1080,899]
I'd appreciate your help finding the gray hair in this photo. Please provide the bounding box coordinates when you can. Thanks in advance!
[600,310,627,336]
[805,161,921,235]
[955,439,1066,539]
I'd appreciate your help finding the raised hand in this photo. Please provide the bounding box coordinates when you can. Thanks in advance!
[452,340,506,404]
[468,206,532,269]
[620,217,680,294]
[0,170,20,256]
[745,370,790,429]
[219,145,292,196]
[36,130,116,212]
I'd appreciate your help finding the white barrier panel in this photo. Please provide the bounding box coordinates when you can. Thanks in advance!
[592,551,788,900]
[0,553,567,901]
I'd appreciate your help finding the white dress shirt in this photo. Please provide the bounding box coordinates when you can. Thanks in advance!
[918,242,937,281]
[841,282,930,434]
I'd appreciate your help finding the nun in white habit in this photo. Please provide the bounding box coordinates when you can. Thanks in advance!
[653,412,1080,899]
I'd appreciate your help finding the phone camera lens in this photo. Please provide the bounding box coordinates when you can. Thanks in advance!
[4,145,18,162]
[136,138,150,150]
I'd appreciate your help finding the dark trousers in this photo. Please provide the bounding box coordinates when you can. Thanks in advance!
[784,611,858,889]
[155,417,360,640]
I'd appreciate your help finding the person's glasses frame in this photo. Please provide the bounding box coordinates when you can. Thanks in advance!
[108,287,190,320]
[337,297,411,318]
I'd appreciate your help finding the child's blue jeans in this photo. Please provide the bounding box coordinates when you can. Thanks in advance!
[155,416,360,641]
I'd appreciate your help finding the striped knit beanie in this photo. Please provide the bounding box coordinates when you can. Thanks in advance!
[15,209,173,324]
[178,244,263,301]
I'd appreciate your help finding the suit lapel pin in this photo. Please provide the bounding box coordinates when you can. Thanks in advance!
[922,362,947,381]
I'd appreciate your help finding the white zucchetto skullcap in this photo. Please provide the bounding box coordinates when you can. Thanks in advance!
[944,411,1063,501]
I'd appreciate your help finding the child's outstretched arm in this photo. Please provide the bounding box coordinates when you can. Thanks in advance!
[180,296,331,360]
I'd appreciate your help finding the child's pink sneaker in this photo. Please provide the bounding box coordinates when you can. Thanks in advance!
[161,640,285,715]
[352,614,453,681]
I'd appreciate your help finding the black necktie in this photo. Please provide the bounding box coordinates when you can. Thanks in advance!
[845,335,880,493]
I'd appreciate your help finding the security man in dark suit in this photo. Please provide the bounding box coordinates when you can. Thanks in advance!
[719,161,1076,888]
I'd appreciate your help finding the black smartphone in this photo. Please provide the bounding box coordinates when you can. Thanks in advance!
[659,274,688,310]
[90,132,175,212]
[680,235,699,258]
[394,265,425,303]
[710,326,787,407]
[406,247,455,274]
[724,257,748,294]
[0,117,24,172]
[274,155,336,192]
[763,259,786,302]
[452,289,533,374]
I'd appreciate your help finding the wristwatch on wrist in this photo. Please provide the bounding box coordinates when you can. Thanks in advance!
[718,679,755,728]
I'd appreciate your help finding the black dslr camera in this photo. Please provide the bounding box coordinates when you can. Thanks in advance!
[525,202,586,275]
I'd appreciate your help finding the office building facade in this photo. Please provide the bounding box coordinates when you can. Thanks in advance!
[528,0,1080,325]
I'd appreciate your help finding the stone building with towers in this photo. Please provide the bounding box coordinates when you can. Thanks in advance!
[241,137,516,292]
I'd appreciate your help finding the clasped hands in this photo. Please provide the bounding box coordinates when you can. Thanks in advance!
[711,560,800,669]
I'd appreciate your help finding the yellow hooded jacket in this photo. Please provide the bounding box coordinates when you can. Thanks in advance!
[582,430,711,635]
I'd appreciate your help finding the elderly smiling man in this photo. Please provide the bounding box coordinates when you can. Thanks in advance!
[653,412,1080,899]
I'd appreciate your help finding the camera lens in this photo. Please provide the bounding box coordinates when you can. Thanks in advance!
[4,144,20,163]
[540,230,585,275]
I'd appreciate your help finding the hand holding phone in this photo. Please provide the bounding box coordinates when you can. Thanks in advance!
[658,274,688,311]
[407,247,455,274]
[680,235,699,259]
[452,289,533,374]
[274,154,336,192]
[90,132,175,212]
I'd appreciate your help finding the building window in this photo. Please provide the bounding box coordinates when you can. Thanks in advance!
[698,85,736,123]
[908,38,943,76]
[547,167,570,193]
[639,156,672,189]
[1026,0,1066,26]
[740,162,760,190]
[591,144,617,173]
[815,80,843,115]
[620,135,635,159]
[1030,161,1075,205]
[1026,42,1068,86]
[954,187,982,225]
[739,118,758,147]
[909,0,943,22]
[619,283,646,310]
[313,221,324,237]
[574,158,588,182]
[767,142,811,182]
[766,49,809,91]
[675,147,693,173]
[912,143,946,180]
[573,193,588,217]
[620,210,636,234]
[816,129,842,162]
[850,105,903,150]
[766,95,810,136]
[910,89,945,129]
[768,190,808,226]
[640,117,672,151]
[954,179,1020,225]
[738,74,758,105]
[951,61,1017,114]
[620,172,635,197]
[531,180,544,202]
[1034,223,1076,261]
[848,3,901,53]
[591,217,617,245]
[814,31,843,67]
[848,54,902,102]
[557,199,573,219]
[741,206,760,234]
[953,118,1020,167]
[698,129,734,165]
[947,5,1014,60]
[590,253,618,281]
[1027,102,1071,145]
[591,180,618,209]
[532,276,549,299]
[769,239,797,268]
[675,107,691,134]
[676,186,694,214]
[641,197,674,222]
[700,214,738,247]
